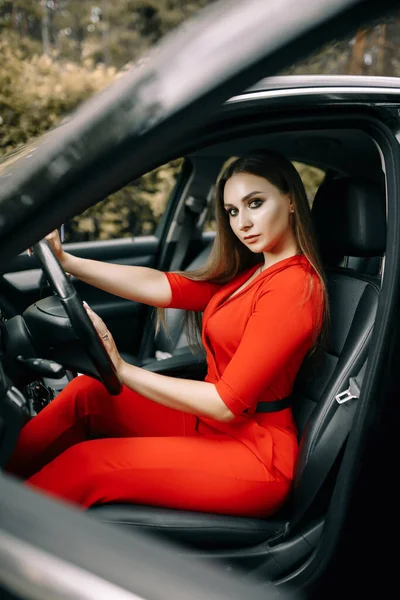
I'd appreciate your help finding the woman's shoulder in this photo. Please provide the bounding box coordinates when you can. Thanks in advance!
[264,254,314,281]
[258,255,321,296]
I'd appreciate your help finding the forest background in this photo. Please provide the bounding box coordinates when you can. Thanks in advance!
[1,1,399,241]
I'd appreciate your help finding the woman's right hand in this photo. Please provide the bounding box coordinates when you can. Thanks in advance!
[44,229,68,267]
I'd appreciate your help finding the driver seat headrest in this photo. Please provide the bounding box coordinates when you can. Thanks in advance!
[312,176,386,267]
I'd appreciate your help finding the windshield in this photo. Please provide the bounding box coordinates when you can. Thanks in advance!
[1,3,398,172]
[0,0,396,266]
[285,11,399,76]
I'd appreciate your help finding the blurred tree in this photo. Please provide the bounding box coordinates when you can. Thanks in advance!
[0,0,216,242]
[285,11,400,77]
[0,0,216,67]
[40,0,50,55]
[0,40,117,154]
[1,1,400,242]
[65,159,183,241]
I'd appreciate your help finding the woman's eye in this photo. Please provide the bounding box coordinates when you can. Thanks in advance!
[249,198,263,209]
[227,208,238,217]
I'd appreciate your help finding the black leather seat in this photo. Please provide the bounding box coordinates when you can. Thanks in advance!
[90,176,386,550]
[121,243,212,367]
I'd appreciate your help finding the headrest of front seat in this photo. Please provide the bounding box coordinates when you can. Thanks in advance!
[312,177,386,267]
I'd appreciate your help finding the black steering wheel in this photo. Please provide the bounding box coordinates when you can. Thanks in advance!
[32,239,122,395]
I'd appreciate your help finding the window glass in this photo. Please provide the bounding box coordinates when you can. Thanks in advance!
[64,159,182,242]
[282,13,400,77]
[292,162,326,207]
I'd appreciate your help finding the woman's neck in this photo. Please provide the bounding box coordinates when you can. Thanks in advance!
[261,240,300,271]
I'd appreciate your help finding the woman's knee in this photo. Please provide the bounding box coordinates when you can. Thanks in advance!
[56,375,110,415]
[27,440,111,507]
[66,374,106,396]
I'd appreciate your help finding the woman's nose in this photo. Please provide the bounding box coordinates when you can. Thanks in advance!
[238,212,252,230]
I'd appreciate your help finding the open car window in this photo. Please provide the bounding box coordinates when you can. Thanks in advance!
[64,159,183,242]
[1,1,400,599]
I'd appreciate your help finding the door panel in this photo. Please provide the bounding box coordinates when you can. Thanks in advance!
[2,235,159,355]
[1,157,195,360]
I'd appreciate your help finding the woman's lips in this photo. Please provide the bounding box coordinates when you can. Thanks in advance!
[244,234,260,243]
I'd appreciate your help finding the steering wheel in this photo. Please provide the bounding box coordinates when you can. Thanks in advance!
[32,239,122,395]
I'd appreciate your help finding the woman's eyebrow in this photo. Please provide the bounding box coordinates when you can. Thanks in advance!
[242,190,262,202]
[224,191,262,208]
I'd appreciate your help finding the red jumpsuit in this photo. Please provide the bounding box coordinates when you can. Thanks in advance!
[7,254,323,517]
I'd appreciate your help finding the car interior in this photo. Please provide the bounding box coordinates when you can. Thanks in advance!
[0,123,387,584]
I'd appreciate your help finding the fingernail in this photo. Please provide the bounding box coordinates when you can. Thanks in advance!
[83,301,90,309]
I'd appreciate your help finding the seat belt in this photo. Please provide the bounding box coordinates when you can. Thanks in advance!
[169,195,206,272]
[255,397,292,412]
[270,361,367,544]
[138,195,206,362]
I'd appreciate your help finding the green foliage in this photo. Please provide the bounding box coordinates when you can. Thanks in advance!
[0,0,215,67]
[65,159,183,241]
[0,37,182,241]
[0,39,117,154]
[0,0,213,241]
[1,1,399,241]
[293,162,325,206]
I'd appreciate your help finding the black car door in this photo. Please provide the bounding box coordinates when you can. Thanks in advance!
[0,159,192,355]
[0,2,399,600]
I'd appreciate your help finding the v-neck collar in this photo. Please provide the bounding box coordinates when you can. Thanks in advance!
[217,254,307,309]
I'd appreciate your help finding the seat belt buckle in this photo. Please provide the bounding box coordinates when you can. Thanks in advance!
[335,376,361,404]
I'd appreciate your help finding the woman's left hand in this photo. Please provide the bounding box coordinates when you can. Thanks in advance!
[83,301,124,376]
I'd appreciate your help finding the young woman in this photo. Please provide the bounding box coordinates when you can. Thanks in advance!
[7,151,327,518]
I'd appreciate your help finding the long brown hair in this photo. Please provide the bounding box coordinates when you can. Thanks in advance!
[157,150,329,353]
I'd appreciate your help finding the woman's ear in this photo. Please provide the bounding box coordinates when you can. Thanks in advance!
[289,196,295,213]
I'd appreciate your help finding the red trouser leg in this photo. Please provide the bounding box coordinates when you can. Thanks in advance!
[7,375,196,479]
[7,376,291,518]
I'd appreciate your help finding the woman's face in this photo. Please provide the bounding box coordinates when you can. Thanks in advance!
[223,172,295,255]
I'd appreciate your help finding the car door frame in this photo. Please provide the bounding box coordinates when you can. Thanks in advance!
[1,0,400,598]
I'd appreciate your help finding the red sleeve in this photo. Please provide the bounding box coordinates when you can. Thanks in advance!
[215,269,322,416]
[164,272,221,312]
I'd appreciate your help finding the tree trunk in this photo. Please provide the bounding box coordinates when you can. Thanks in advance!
[376,24,386,75]
[102,0,111,66]
[41,0,51,55]
[348,28,367,75]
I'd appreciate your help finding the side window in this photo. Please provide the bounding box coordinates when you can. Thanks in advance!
[63,159,183,242]
[292,162,326,207]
